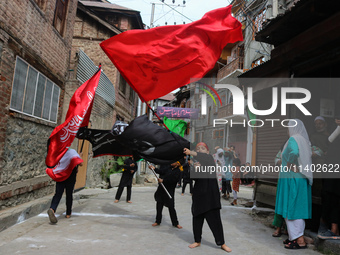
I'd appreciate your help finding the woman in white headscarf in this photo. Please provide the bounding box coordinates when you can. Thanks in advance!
[275,119,312,249]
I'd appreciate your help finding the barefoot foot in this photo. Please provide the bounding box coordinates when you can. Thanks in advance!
[175,224,183,229]
[114,200,119,203]
[152,222,160,227]
[126,201,132,203]
[189,242,201,248]
[221,244,232,252]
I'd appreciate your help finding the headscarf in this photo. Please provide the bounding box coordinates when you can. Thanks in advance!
[216,148,226,166]
[314,116,325,122]
[196,142,209,152]
[283,119,313,185]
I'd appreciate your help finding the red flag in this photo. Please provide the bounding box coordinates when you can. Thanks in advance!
[46,149,83,182]
[100,6,243,102]
[45,67,101,168]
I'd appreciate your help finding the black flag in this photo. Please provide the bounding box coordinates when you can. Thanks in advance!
[77,115,190,164]
[76,128,133,158]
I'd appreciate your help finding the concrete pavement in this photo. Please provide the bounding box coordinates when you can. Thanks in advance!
[0,186,322,255]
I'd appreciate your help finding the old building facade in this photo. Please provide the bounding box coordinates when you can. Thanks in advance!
[0,0,144,211]
[66,0,143,189]
[0,0,78,209]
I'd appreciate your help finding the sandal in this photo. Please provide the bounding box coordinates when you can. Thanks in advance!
[283,239,291,245]
[47,208,58,224]
[272,232,282,237]
[284,240,307,249]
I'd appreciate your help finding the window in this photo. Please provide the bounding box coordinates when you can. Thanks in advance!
[129,87,135,102]
[53,0,69,36]
[10,57,60,123]
[119,74,127,95]
[252,8,266,40]
[213,129,224,139]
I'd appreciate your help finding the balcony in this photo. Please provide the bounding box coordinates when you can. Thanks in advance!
[217,57,244,81]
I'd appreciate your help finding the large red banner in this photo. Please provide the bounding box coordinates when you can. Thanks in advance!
[100,6,243,102]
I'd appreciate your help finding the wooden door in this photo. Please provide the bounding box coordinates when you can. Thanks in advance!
[75,138,90,190]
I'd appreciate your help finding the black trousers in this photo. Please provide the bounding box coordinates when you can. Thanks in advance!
[115,185,132,201]
[155,201,179,226]
[322,191,340,225]
[222,180,232,194]
[182,181,193,194]
[50,169,77,215]
[193,209,225,246]
[177,172,183,186]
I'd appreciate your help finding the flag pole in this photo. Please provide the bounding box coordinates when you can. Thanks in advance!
[146,161,172,199]
[143,99,188,151]
[80,139,85,153]
[144,100,170,131]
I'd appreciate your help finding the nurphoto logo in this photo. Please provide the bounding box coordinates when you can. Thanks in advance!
[199,84,312,128]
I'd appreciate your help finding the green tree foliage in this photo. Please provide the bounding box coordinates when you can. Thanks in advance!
[101,156,127,181]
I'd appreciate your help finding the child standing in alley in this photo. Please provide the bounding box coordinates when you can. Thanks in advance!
[231,158,241,206]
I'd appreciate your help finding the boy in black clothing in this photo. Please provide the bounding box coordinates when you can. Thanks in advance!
[114,157,137,203]
[149,162,183,229]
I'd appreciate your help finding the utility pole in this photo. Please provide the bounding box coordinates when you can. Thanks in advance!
[149,1,188,28]
[150,3,156,28]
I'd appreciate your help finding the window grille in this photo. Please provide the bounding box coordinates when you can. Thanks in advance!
[10,56,60,123]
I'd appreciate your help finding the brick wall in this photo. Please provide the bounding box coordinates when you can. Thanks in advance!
[66,5,139,187]
[72,7,137,125]
[71,9,119,128]
[0,0,78,209]
[0,0,77,82]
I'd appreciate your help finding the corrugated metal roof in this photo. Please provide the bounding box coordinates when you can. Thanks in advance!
[77,49,115,107]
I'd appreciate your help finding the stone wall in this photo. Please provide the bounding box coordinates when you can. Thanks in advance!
[0,116,55,209]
